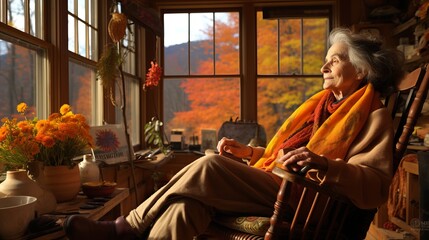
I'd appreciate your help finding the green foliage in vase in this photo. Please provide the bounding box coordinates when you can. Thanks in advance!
[144,117,169,154]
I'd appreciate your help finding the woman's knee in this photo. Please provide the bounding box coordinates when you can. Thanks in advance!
[194,154,238,170]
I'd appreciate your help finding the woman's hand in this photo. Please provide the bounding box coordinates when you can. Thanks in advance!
[276,146,328,174]
[217,137,252,159]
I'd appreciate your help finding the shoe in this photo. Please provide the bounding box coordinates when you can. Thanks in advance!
[63,215,138,240]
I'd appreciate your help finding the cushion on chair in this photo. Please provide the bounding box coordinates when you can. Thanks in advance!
[213,216,271,236]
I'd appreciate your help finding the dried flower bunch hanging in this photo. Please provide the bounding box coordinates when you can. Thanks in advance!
[96,44,121,91]
[108,12,128,43]
[97,3,129,93]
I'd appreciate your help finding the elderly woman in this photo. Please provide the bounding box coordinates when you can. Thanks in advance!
[64,27,405,240]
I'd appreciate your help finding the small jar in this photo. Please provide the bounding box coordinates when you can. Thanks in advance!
[79,154,100,184]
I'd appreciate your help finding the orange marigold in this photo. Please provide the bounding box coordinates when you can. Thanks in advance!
[48,113,61,121]
[60,104,72,115]
[17,121,33,133]
[36,120,50,132]
[17,102,28,113]
[40,135,55,148]
[0,126,8,141]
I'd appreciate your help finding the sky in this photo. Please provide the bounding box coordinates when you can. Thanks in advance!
[163,13,230,47]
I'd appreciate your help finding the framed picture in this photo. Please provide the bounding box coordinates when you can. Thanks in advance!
[89,124,133,165]
[201,129,217,152]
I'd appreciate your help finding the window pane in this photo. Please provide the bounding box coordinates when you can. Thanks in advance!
[303,18,328,74]
[77,0,86,20]
[8,0,25,32]
[190,13,213,75]
[68,15,76,51]
[68,0,75,14]
[215,12,239,74]
[257,12,278,75]
[279,19,302,75]
[29,0,43,38]
[78,21,86,56]
[164,13,188,75]
[68,0,98,60]
[163,77,240,146]
[89,26,97,60]
[3,0,43,38]
[88,0,96,26]
[69,61,97,125]
[257,77,323,140]
[0,35,46,119]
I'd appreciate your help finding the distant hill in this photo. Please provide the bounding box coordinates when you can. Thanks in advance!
[163,40,213,122]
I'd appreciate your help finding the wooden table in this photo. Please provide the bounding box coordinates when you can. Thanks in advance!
[27,188,129,240]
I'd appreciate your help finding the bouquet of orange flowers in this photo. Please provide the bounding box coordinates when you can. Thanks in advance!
[0,103,93,169]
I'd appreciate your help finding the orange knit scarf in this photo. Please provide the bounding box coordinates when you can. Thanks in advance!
[252,84,381,171]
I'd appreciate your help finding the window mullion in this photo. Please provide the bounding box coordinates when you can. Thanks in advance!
[277,19,280,75]
[85,0,89,58]
[24,0,29,34]
[213,12,216,75]
[300,19,303,74]
[187,13,191,75]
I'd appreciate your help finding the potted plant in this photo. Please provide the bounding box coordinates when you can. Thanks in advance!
[0,103,40,171]
[0,103,93,202]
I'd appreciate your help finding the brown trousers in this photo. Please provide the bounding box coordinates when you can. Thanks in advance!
[126,154,280,240]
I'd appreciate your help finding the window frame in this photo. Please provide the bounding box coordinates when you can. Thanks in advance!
[161,8,242,143]
[159,4,335,143]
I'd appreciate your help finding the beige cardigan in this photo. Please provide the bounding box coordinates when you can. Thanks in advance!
[250,107,393,209]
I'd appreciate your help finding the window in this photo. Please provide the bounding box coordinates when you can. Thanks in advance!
[163,8,330,144]
[68,60,101,124]
[163,11,240,145]
[0,0,145,160]
[68,0,98,60]
[1,0,44,39]
[67,0,101,126]
[256,11,329,139]
[0,32,48,120]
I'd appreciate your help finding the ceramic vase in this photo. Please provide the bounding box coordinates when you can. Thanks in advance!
[40,165,81,203]
[0,169,57,214]
[79,154,100,184]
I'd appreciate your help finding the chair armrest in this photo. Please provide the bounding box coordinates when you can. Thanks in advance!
[272,166,350,203]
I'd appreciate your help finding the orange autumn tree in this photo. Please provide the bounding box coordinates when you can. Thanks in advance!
[166,13,326,141]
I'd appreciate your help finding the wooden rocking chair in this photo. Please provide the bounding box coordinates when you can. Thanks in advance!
[199,64,429,240]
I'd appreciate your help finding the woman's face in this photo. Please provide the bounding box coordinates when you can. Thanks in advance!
[320,42,363,100]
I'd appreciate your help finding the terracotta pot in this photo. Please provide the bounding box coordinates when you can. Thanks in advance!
[40,165,81,203]
[0,169,57,214]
